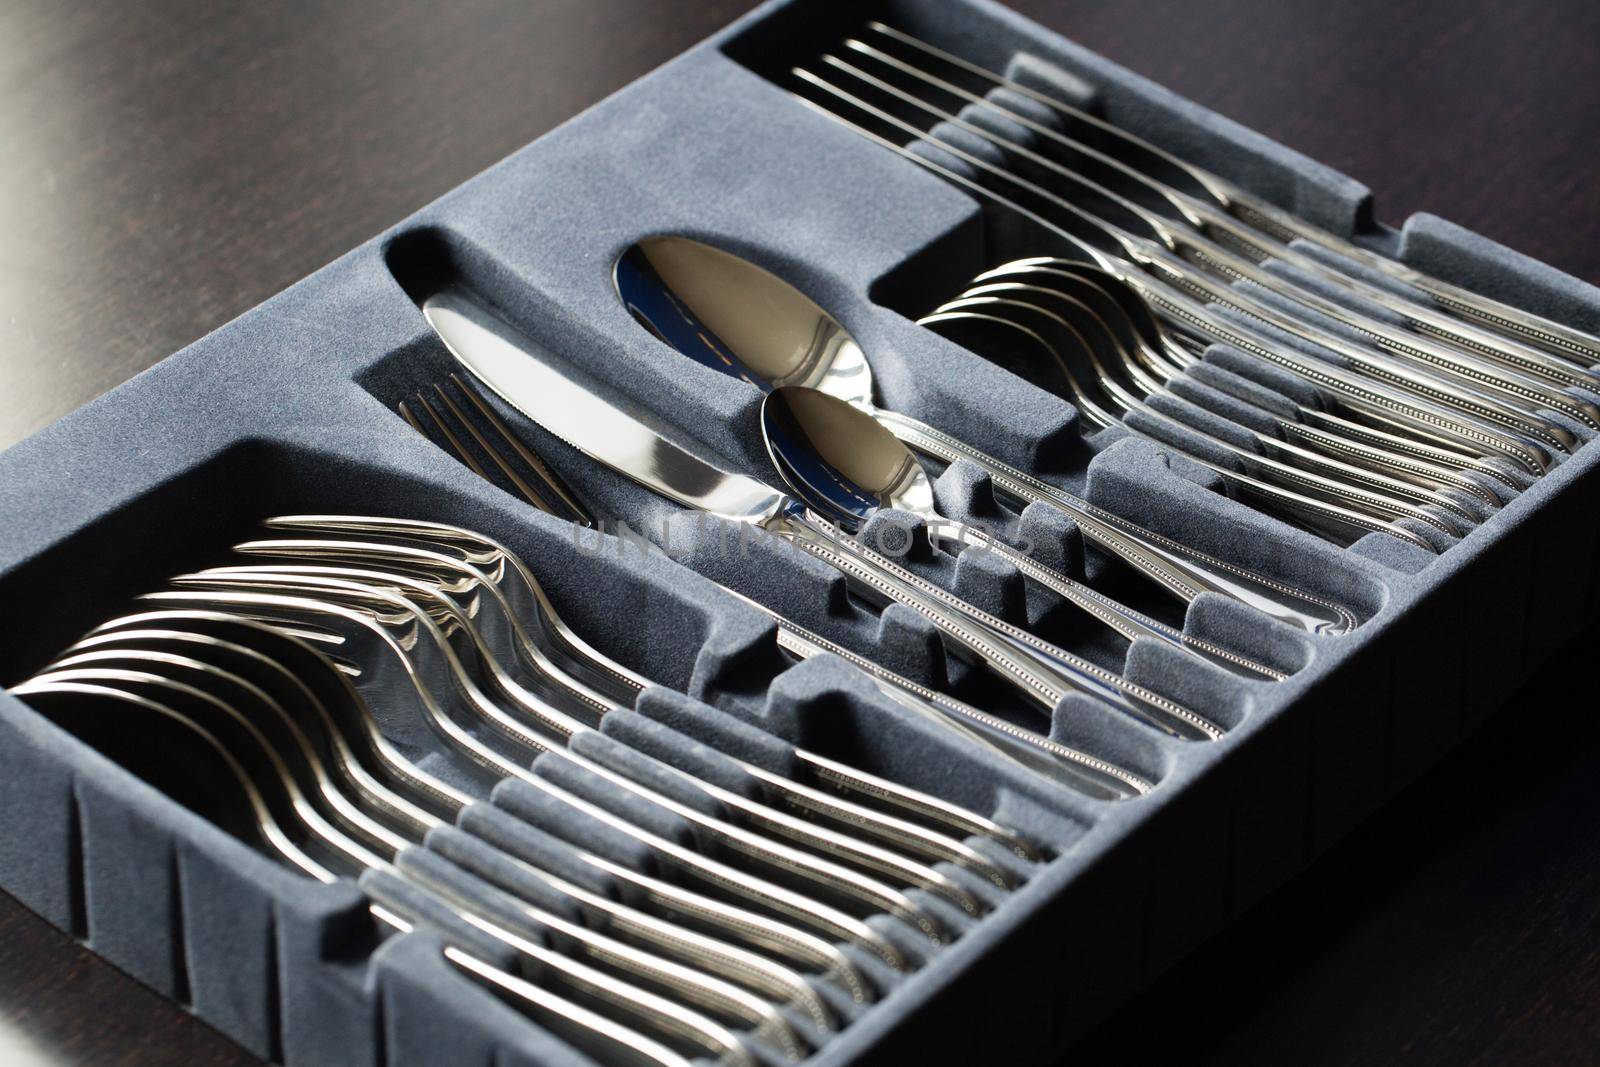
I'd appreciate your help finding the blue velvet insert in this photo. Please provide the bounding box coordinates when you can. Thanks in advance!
[1,1,1599,1065]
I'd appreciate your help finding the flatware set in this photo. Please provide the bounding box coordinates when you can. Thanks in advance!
[18,514,1049,1064]
[13,16,1600,1066]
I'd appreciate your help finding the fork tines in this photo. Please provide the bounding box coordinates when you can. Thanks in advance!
[398,373,592,528]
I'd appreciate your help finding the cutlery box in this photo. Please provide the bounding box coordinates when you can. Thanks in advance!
[3,0,1599,1064]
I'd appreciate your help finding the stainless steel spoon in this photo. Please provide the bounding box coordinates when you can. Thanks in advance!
[760,386,1226,741]
[931,293,1474,536]
[764,383,1282,681]
[615,234,1357,635]
[967,261,1525,502]
[919,309,1441,550]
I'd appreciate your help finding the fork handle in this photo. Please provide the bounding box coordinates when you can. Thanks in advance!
[1212,179,1600,368]
[875,410,1359,635]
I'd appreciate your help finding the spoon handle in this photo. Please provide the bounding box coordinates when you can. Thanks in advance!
[768,510,1221,739]
[767,511,1067,711]
[874,410,1360,635]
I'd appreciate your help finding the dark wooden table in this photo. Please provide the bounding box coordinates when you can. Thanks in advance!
[2,1,1598,1063]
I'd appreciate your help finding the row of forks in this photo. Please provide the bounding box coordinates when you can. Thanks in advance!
[783,21,1599,542]
[17,511,1060,1065]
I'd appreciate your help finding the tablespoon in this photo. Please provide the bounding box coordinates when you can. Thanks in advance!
[619,242,1281,680]
[952,278,1506,512]
[932,292,1477,534]
[762,383,1282,680]
[614,235,1356,635]
[759,388,1224,740]
[920,309,1441,549]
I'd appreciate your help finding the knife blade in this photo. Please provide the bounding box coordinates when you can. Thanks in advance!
[422,289,782,524]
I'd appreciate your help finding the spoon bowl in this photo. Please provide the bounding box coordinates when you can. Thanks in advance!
[758,385,933,528]
[615,236,873,405]
[614,236,1362,636]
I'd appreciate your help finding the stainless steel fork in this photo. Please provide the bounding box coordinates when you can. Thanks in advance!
[854,22,1600,370]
